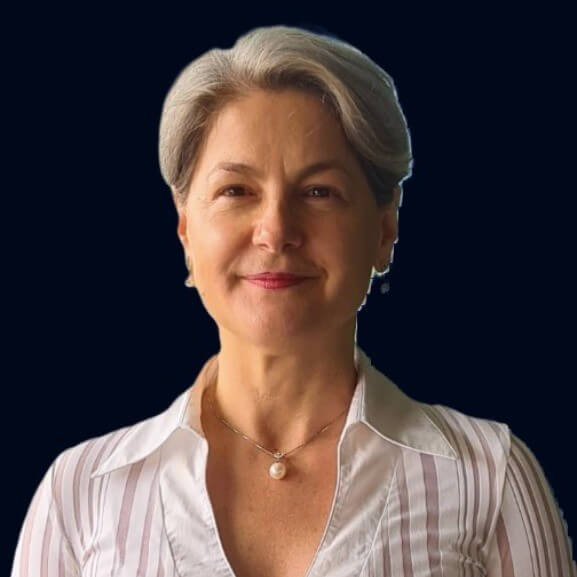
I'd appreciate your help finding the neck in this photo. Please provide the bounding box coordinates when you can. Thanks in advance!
[204,333,359,452]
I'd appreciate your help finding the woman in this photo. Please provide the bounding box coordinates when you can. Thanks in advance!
[12,25,575,577]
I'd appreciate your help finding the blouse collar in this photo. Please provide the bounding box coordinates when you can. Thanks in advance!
[91,344,458,478]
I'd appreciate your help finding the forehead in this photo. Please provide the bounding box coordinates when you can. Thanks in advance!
[198,89,353,167]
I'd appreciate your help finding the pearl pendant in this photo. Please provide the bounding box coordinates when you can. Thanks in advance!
[269,460,287,479]
[269,452,287,480]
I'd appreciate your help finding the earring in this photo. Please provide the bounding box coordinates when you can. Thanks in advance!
[374,262,388,275]
[184,255,195,288]
[375,262,391,294]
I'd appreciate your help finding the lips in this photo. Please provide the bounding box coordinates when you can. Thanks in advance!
[245,272,308,281]
[245,276,308,289]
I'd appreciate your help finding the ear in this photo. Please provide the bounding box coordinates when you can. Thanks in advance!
[375,186,401,268]
[172,186,189,253]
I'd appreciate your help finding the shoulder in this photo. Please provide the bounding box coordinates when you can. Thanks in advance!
[48,386,192,518]
[412,404,519,550]
[52,423,134,486]
[48,424,135,531]
[417,401,513,481]
[18,424,134,567]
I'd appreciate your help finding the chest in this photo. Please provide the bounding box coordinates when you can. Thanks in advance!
[205,441,339,577]
[81,430,486,577]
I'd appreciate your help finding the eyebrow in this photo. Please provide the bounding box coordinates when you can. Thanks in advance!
[207,160,351,181]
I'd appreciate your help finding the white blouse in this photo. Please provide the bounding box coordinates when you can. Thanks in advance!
[11,345,576,576]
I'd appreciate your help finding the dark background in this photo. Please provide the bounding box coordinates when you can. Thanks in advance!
[6,5,574,568]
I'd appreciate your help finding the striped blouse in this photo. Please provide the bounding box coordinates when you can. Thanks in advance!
[11,345,576,576]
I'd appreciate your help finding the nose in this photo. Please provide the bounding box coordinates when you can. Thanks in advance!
[252,193,304,253]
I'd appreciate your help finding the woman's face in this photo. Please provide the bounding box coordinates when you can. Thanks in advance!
[175,89,398,349]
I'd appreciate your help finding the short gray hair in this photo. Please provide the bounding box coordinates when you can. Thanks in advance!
[158,25,414,209]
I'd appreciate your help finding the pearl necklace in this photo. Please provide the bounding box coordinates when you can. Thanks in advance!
[207,383,348,480]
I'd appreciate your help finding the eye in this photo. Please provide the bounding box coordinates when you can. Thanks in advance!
[305,186,335,199]
[217,185,336,200]
[220,186,248,198]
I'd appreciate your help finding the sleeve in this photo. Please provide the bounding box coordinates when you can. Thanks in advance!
[485,430,576,577]
[11,457,81,577]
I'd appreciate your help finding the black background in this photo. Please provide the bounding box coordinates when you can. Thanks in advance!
[6,4,575,569]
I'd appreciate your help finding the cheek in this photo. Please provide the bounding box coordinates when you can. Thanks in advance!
[188,216,234,269]
[329,223,374,271]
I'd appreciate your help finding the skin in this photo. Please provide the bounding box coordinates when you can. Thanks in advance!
[174,88,400,452]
